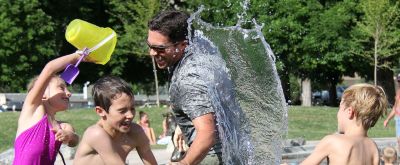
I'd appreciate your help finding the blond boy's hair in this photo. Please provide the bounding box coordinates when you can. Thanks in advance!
[341,83,388,129]
[382,146,397,163]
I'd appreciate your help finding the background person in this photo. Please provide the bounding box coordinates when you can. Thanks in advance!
[138,111,156,145]
[384,74,400,152]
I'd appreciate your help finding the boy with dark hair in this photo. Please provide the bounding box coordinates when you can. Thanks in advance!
[74,76,157,165]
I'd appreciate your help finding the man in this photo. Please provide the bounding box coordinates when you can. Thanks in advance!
[147,10,224,164]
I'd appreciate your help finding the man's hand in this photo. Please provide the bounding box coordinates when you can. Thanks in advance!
[173,126,185,152]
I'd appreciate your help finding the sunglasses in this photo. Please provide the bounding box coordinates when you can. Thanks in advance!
[146,41,178,53]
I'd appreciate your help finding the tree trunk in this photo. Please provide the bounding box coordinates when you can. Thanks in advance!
[328,83,338,107]
[377,68,395,106]
[279,71,291,104]
[151,57,160,107]
[301,79,312,106]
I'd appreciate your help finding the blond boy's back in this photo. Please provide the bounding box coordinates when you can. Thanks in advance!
[301,134,379,165]
[327,134,379,165]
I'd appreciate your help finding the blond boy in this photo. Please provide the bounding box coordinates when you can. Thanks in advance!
[73,76,157,165]
[301,83,388,165]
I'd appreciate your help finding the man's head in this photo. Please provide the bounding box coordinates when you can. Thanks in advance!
[147,10,190,69]
[338,83,388,131]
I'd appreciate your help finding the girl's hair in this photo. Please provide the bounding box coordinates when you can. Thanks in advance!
[341,83,388,129]
[27,75,62,92]
[92,76,134,113]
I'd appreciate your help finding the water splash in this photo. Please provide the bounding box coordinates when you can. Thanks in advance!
[186,6,288,165]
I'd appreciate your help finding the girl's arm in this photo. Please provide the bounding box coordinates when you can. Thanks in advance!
[20,53,80,121]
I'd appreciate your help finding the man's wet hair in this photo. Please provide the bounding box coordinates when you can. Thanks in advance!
[148,10,190,43]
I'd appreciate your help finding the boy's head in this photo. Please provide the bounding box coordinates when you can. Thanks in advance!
[28,75,71,111]
[92,76,135,133]
[382,146,397,163]
[92,76,134,113]
[339,83,388,130]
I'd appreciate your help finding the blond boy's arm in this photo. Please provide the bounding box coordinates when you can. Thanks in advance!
[300,135,332,165]
[20,53,80,120]
[136,127,157,165]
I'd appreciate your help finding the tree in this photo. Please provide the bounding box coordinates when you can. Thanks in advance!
[0,0,56,92]
[300,1,359,106]
[351,0,400,104]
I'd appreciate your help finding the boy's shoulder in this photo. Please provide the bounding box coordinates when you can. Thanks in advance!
[318,134,349,150]
[82,124,109,138]
[128,122,145,136]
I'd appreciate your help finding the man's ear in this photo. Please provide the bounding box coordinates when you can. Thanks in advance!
[95,106,106,117]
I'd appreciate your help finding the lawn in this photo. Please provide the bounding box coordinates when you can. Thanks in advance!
[0,106,396,153]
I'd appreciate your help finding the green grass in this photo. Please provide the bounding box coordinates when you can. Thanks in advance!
[0,106,396,153]
[0,106,170,153]
[288,106,395,140]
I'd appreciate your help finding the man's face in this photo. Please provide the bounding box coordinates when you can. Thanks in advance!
[147,30,185,69]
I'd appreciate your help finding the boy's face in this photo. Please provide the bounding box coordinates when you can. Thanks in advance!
[44,77,71,111]
[101,93,135,133]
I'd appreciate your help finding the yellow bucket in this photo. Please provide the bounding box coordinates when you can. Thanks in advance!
[65,19,117,65]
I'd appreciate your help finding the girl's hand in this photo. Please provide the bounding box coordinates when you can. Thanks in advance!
[52,128,74,144]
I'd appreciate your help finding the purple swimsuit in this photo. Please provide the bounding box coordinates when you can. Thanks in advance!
[13,115,62,165]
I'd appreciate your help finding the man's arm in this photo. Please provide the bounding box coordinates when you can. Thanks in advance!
[179,113,216,165]
[300,135,333,165]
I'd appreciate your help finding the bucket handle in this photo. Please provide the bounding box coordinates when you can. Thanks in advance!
[88,32,116,53]
[74,32,115,67]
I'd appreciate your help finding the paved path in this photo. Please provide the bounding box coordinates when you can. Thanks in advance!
[2,137,397,165]
[55,148,172,165]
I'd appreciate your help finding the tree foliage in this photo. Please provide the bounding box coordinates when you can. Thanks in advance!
[0,0,56,92]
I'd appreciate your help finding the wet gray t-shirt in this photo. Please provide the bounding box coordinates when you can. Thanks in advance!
[169,50,223,155]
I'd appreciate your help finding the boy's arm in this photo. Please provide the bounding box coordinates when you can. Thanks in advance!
[135,127,157,165]
[20,53,80,120]
[300,135,333,165]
